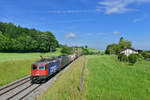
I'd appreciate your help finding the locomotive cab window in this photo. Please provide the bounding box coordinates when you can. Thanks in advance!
[39,65,45,70]
[32,64,37,70]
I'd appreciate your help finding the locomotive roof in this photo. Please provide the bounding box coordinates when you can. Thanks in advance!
[32,57,61,65]
[32,55,71,65]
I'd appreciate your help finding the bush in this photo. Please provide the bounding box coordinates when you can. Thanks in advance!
[82,48,89,55]
[61,45,73,55]
[118,53,128,62]
[140,51,150,60]
[136,54,144,61]
[128,54,138,65]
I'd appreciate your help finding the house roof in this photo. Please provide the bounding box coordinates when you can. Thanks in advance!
[119,48,138,53]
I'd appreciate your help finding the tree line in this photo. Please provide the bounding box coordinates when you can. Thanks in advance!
[105,37,132,55]
[0,22,58,52]
[105,37,150,64]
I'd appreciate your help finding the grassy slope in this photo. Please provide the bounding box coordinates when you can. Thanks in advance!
[87,55,150,100]
[0,48,62,86]
[38,56,88,100]
[0,48,62,62]
[88,48,104,53]
[0,59,36,86]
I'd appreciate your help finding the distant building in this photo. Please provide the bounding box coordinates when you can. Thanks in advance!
[137,49,143,53]
[120,48,138,56]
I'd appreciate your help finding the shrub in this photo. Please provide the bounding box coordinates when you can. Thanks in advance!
[140,51,150,60]
[136,54,144,61]
[61,45,73,55]
[82,48,89,55]
[128,54,138,65]
[118,53,128,62]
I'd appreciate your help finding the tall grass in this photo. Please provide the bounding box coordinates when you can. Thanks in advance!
[87,55,150,100]
[0,59,36,86]
[38,56,88,100]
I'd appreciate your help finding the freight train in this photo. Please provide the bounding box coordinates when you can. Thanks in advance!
[30,54,80,83]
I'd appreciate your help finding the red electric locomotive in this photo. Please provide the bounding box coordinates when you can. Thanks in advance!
[30,55,77,83]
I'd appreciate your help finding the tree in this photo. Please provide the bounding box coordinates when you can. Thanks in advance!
[105,44,119,54]
[61,45,73,55]
[119,37,124,43]
[119,37,132,50]
[105,37,132,55]
[0,22,58,52]
[140,51,150,60]
[85,45,88,48]
[82,48,89,55]
[0,31,6,51]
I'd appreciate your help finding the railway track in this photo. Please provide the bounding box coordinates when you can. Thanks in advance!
[0,56,80,100]
[0,76,33,100]
[0,74,44,100]
[0,76,30,92]
[0,77,30,96]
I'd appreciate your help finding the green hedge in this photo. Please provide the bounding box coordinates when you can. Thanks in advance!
[118,53,138,65]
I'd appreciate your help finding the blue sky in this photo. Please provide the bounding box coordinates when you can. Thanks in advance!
[0,0,150,50]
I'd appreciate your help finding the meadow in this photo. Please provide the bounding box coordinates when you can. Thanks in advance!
[87,55,150,100]
[0,48,62,62]
[0,48,62,86]
[88,48,104,52]
[39,55,150,100]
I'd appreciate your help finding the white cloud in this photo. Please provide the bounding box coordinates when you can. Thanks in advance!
[133,18,142,23]
[133,14,149,23]
[97,0,150,14]
[65,32,76,39]
[48,10,96,14]
[0,16,12,22]
[87,33,92,36]
[112,31,121,35]
[99,31,121,35]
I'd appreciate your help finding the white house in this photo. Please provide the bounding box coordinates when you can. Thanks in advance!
[120,48,138,56]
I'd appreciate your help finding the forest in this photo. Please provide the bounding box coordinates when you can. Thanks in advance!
[0,22,58,52]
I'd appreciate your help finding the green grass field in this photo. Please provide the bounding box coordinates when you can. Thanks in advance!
[88,48,104,53]
[87,55,150,100]
[0,59,36,86]
[39,55,150,100]
[0,48,62,86]
[0,48,62,62]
